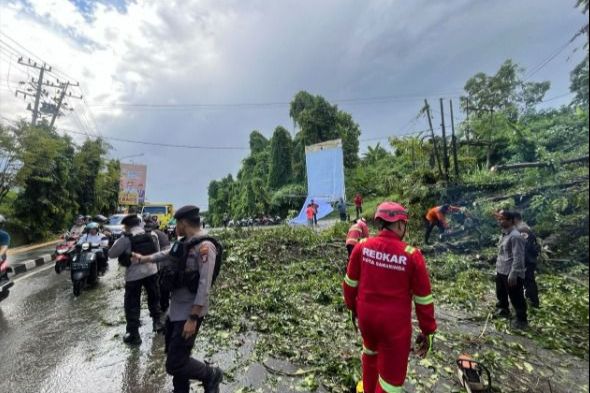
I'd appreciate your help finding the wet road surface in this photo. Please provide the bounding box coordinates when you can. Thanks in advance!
[0,259,311,393]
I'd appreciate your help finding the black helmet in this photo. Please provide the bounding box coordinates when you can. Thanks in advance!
[121,214,141,228]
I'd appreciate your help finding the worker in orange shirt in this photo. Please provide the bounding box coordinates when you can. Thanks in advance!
[346,218,369,258]
[424,204,461,244]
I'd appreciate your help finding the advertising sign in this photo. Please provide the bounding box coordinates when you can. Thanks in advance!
[118,163,147,205]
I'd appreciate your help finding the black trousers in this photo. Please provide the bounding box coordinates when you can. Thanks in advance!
[424,220,445,244]
[165,318,212,393]
[124,274,161,333]
[160,277,171,314]
[355,206,362,218]
[495,273,527,322]
[524,263,540,307]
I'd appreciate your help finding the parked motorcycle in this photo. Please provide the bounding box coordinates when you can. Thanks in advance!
[54,232,79,274]
[70,242,105,297]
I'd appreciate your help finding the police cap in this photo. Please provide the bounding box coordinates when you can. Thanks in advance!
[174,205,200,220]
[121,214,141,227]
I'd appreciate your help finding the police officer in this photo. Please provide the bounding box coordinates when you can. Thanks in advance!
[145,216,172,314]
[108,214,163,345]
[132,205,223,393]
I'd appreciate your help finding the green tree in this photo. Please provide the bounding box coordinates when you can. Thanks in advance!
[461,60,550,167]
[268,126,293,189]
[96,159,121,214]
[0,124,21,205]
[72,138,108,214]
[249,130,269,155]
[570,0,589,107]
[13,123,77,240]
[289,91,360,169]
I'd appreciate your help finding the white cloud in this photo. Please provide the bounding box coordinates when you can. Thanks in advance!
[0,0,586,209]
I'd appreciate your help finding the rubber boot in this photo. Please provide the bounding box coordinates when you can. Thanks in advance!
[203,367,223,393]
[123,331,142,346]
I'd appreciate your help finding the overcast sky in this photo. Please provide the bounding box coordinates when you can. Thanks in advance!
[0,0,586,210]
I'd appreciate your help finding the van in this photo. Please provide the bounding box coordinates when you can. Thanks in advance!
[141,203,174,228]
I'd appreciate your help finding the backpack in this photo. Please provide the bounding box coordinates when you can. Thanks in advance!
[118,232,158,267]
[160,236,224,293]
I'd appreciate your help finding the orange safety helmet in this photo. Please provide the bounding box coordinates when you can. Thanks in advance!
[374,202,409,223]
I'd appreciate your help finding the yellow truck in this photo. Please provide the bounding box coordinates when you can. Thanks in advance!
[141,202,174,228]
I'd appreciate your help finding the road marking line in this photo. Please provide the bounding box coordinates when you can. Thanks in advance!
[13,262,56,283]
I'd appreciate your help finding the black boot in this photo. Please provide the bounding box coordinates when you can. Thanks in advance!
[203,367,223,393]
[153,318,164,334]
[494,308,510,319]
[123,331,142,345]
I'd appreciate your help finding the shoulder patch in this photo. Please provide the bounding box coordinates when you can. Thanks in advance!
[359,238,368,244]
[199,244,209,262]
[404,245,416,254]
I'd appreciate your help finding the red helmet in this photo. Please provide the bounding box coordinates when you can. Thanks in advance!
[374,202,409,223]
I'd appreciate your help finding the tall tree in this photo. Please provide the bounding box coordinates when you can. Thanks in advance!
[268,126,293,189]
[249,130,269,154]
[14,123,77,240]
[570,0,589,107]
[72,138,108,215]
[289,91,361,169]
[0,124,21,205]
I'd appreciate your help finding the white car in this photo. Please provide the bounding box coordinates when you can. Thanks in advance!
[103,214,143,240]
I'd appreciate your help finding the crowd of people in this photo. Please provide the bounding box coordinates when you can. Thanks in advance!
[0,192,543,393]
[342,199,541,392]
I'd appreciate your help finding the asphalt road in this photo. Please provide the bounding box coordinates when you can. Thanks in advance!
[0,256,312,393]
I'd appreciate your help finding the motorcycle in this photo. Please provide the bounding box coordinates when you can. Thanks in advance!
[54,232,79,274]
[0,258,13,303]
[70,242,105,297]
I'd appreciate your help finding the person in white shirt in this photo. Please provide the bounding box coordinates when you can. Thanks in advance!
[78,222,109,275]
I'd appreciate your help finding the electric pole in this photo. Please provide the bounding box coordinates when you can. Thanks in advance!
[16,57,81,127]
[439,98,450,181]
[450,99,460,179]
[49,82,82,128]
[423,99,444,179]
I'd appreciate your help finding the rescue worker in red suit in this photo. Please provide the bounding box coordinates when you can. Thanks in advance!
[343,202,437,393]
[346,218,369,258]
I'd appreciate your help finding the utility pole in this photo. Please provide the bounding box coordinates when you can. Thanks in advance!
[49,82,69,128]
[16,57,81,127]
[424,99,444,179]
[49,82,82,128]
[16,58,52,125]
[450,99,460,179]
[439,98,450,181]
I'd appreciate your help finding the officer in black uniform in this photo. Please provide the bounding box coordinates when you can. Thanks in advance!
[132,205,223,393]
[109,214,162,345]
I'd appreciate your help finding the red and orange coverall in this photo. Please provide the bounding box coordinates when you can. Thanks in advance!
[343,230,437,393]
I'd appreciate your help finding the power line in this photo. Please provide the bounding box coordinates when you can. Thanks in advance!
[524,37,576,81]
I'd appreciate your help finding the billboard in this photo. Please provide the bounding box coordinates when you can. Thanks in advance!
[118,163,147,205]
[291,139,346,225]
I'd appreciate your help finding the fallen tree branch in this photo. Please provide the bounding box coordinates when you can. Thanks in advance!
[491,155,589,172]
[262,361,322,377]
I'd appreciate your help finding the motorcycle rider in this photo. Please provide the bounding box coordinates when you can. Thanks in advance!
[0,215,10,284]
[69,215,86,237]
[108,214,163,345]
[78,222,110,275]
[343,202,437,393]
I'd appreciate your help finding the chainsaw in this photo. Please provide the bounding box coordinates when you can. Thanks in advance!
[456,354,492,393]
